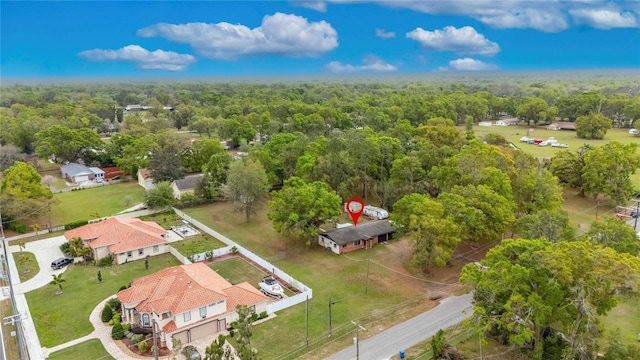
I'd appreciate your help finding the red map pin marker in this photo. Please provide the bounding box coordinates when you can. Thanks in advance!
[346,197,365,227]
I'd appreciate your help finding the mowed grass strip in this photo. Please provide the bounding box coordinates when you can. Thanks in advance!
[13,251,39,282]
[41,182,146,226]
[47,339,114,360]
[27,253,181,348]
[170,234,227,257]
[183,202,447,360]
[0,300,20,360]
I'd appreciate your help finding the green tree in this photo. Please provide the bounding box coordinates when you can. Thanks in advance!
[392,194,461,273]
[517,97,554,126]
[35,125,103,162]
[582,142,640,205]
[50,274,66,295]
[181,138,226,173]
[461,239,640,359]
[430,329,447,360]
[235,305,258,360]
[188,115,218,138]
[227,159,269,222]
[549,146,592,192]
[575,113,612,139]
[584,216,640,256]
[268,177,342,244]
[145,182,176,209]
[511,152,563,215]
[513,208,574,242]
[199,151,231,199]
[1,161,52,200]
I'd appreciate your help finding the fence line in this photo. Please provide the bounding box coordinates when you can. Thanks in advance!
[171,208,313,312]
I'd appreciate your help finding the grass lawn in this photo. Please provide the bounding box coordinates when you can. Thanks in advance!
[47,339,114,360]
[600,298,640,347]
[471,125,639,159]
[8,230,65,246]
[39,182,146,226]
[12,252,39,282]
[140,211,185,229]
[182,202,463,360]
[27,253,181,348]
[171,234,227,257]
[209,257,296,298]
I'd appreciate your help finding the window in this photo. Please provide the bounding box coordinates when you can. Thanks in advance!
[153,245,159,253]
[138,248,144,255]
[162,312,171,320]
[199,306,207,318]
[354,240,361,246]
[183,311,191,322]
[250,305,256,314]
[342,244,347,248]
[127,251,132,257]
[142,313,150,327]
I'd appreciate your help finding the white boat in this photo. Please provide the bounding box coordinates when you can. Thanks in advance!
[259,276,284,298]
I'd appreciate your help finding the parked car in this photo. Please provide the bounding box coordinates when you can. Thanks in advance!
[51,257,74,270]
[629,128,639,135]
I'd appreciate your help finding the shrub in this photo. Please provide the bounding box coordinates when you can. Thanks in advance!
[229,329,235,338]
[107,298,121,311]
[259,311,268,319]
[59,242,71,255]
[122,323,130,331]
[182,345,198,359]
[250,313,259,322]
[123,330,130,337]
[126,332,134,339]
[231,246,238,254]
[118,285,128,291]
[98,254,113,267]
[138,340,148,353]
[64,219,88,230]
[131,334,144,345]
[112,312,121,324]
[111,322,124,340]
[101,305,114,323]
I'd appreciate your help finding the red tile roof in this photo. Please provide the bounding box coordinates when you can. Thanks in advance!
[64,217,167,253]
[118,263,269,318]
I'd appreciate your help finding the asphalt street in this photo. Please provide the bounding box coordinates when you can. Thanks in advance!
[326,293,473,360]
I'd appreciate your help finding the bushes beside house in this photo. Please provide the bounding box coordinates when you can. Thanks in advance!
[64,219,88,230]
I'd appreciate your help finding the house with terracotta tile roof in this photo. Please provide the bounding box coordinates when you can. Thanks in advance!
[118,263,269,347]
[137,168,154,190]
[64,217,169,264]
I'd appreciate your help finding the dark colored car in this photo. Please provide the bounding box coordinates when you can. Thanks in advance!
[51,258,74,270]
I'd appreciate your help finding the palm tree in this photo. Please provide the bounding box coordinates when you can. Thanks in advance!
[50,274,66,295]
[17,241,25,252]
[30,224,40,235]
[18,254,31,274]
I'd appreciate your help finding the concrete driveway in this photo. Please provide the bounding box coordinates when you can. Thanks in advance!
[10,235,70,293]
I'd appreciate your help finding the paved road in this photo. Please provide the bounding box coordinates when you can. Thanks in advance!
[325,293,473,360]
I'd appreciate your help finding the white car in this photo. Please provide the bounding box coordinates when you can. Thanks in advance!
[629,128,639,135]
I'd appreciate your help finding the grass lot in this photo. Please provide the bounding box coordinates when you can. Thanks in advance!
[0,300,20,360]
[8,230,65,246]
[171,234,227,257]
[12,252,39,282]
[140,211,185,229]
[183,202,464,360]
[209,257,296,298]
[39,182,146,226]
[27,253,181,348]
[600,298,640,347]
[47,339,114,360]
[472,125,639,158]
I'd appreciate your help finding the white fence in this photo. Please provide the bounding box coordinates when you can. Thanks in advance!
[167,245,191,264]
[171,208,313,312]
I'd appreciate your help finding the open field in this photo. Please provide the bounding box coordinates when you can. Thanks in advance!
[12,251,39,282]
[600,298,640,347]
[472,125,639,158]
[36,182,146,227]
[182,202,477,360]
[26,253,181,347]
[47,339,114,360]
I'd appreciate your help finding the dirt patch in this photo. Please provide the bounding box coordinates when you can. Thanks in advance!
[119,338,172,358]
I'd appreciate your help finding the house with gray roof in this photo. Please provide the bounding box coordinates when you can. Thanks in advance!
[318,220,395,254]
[171,174,204,200]
[60,163,104,183]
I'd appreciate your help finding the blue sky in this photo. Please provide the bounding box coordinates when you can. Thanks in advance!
[1,1,639,78]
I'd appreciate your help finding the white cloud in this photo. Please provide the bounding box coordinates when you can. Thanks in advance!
[78,45,195,71]
[291,1,327,12]
[327,55,397,73]
[325,0,640,32]
[375,28,396,39]
[406,26,500,56]
[569,8,638,29]
[137,13,338,60]
[447,58,498,71]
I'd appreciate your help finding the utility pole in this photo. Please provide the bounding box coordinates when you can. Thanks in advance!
[351,320,366,360]
[152,318,159,360]
[634,198,639,231]
[328,297,341,337]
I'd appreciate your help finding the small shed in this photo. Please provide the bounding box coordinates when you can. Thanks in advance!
[318,220,395,255]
